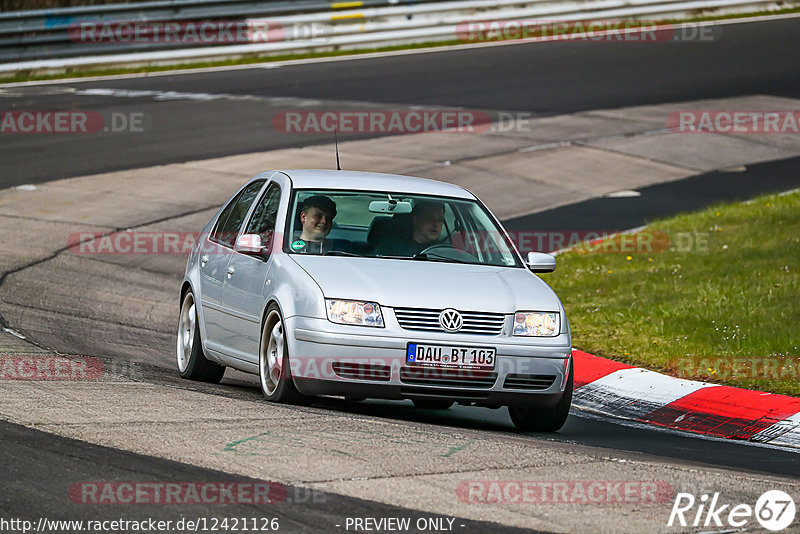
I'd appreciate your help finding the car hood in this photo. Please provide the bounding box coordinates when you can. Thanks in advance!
[289,255,561,313]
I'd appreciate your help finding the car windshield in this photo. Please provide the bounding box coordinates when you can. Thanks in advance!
[285,190,521,267]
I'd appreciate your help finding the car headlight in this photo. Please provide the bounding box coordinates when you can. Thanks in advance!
[513,312,560,337]
[326,299,384,327]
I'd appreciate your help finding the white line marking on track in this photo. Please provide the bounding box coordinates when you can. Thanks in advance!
[3,327,27,340]
[518,128,673,153]
[67,87,470,111]
[74,87,322,104]
[605,190,641,198]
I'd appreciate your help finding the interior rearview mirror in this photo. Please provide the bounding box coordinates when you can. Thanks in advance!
[368,200,413,214]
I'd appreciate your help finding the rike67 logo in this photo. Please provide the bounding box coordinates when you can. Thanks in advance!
[668,490,796,531]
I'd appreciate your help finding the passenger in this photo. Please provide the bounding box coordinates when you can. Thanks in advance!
[291,195,338,255]
[375,200,445,256]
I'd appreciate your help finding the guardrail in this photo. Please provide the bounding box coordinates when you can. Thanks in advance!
[0,0,445,60]
[0,0,438,34]
[0,0,796,73]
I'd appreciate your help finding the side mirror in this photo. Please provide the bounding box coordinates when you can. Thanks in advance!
[235,234,266,256]
[526,251,556,273]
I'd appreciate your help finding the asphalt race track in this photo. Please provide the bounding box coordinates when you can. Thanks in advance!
[1,17,799,186]
[503,155,800,232]
[1,15,799,534]
[0,420,537,534]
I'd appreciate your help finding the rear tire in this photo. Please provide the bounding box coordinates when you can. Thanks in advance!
[412,399,454,410]
[259,304,306,404]
[177,290,225,383]
[508,359,573,432]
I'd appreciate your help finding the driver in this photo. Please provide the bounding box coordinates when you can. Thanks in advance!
[375,200,445,256]
[291,195,338,255]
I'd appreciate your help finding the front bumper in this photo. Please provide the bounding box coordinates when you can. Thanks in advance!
[284,315,572,407]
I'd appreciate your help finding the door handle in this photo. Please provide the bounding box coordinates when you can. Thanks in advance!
[200,255,209,266]
[226,265,235,278]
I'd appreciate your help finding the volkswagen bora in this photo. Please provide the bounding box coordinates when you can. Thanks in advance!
[177,170,573,431]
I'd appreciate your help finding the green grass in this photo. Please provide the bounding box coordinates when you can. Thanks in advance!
[2,7,799,84]
[547,189,800,397]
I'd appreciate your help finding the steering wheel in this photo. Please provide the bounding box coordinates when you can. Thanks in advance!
[418,243,477,262]
[418,243,453,255]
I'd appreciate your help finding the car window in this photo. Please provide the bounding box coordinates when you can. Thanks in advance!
[245,183,281,250]
[450,202,512,265]
[285,189,521,267]
[294,192,380,228]
[211,181,265,248]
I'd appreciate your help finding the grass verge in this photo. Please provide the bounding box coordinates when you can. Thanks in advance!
[547,189,800,397]
[2,8,799,84]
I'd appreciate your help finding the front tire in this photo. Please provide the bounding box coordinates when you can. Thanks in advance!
[508,359,573,432]
[177,290,225,383]
[259,304,306,404]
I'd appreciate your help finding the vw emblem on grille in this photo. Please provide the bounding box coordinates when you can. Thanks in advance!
[439,308,463,332]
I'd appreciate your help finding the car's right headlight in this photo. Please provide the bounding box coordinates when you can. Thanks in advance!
[513,311,560,337]
[326,299,384,327]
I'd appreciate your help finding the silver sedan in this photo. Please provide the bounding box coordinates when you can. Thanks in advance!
[177,170,573,431]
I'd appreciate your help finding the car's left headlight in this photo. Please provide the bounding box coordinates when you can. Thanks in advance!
[513,311,560,337]
[326,299,384,327]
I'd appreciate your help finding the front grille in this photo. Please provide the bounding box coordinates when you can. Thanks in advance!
[401,387,488,399]
[503,373,557,390]
[394,307,505,335]
[400,367,497,388]
[332,362,391,382]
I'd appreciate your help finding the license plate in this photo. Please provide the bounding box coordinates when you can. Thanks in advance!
[406,343,496,370]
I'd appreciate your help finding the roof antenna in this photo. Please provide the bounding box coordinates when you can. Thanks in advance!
[334,126,342,171]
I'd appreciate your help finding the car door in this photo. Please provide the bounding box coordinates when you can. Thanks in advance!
[200,180,265,353]
[221,181,284,362]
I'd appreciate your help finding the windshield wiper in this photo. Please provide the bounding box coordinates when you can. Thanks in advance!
[412,253,475,265]
[323,250,361,257]
[375,253,475,265]
[375,253,435,261]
